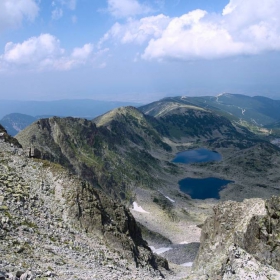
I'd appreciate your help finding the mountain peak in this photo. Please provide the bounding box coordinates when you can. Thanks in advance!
[93,106,144,127]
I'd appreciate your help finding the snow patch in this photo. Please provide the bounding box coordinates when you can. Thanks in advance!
[149,246,172,254]
[158,190,175,203]
[132,202,149,213]
[179,241,190,244]
[165,196,175,203]
[181,262,193,267]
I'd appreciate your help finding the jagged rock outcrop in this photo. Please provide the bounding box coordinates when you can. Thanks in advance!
[0,124,21,147]
[188,197,280,279]
[16,115,172,201]
[0,139,168,279]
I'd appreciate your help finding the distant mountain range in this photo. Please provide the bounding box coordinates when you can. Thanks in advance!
[3,93,280,137]
[140,93,280,127]
[0,99,141,119]
[0,113,38,136]
[0,99,141,136]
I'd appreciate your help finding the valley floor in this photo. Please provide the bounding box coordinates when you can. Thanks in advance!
[129,143,280,279]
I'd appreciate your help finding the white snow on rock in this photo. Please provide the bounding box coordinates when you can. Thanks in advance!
[180,262,193,267]
[164,195,175,203]
[149,246,172,254]
[179,241,190,244]
[131,202,149,213]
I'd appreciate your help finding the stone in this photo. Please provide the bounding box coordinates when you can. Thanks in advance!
[188,197,280,279]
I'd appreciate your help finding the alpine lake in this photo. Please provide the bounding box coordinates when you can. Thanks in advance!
[172,148,234,199]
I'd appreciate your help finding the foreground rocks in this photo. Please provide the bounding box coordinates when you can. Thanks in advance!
[0,136,168,279]
[188,197,280,279]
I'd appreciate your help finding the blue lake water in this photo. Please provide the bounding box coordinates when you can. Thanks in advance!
[172,148,222,164]
[179,177,234,199]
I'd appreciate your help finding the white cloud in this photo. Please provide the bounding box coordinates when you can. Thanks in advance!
[0,0,39,31]
[52,8,63,20]
[71,44,93,60]
[51,0,77,20]
[142,9,248,60]
[107,0,152,18]
[100,14,170,45]
[2,34,64,66]
[0,34,97,71]
[103,0,280,61]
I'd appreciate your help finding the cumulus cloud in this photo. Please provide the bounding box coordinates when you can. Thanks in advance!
[100,14,170,46]
[103,0,280,60]
[107,0,152,18]
[0,0,39,31]
[0,34,95,71]
[71,44,93,60]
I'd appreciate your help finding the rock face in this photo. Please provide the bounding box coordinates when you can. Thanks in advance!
[0,124,21,147]
[16,115,171,201]
[188,197,280,279]
[0,139,168,279]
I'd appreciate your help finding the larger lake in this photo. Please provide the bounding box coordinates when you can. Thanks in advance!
[172,148,222,164]
[179,177,234,199]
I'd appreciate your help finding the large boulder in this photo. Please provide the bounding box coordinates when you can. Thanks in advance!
[188,196,280,279]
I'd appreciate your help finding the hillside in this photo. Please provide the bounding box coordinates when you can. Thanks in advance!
[0,133,169,279]
[16,105,273,204]
[140,94,280,135]
[2,133,280,278]
[6,97,280,278]
[16,112,173,201]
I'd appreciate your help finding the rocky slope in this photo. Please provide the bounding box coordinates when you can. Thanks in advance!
[0,132,169,279]
[187,196,280,279]
[15,104,280,273]
[16,111,174,202]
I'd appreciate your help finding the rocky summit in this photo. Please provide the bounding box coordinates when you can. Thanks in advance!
[187,196,280,279]
[0,126,169,280]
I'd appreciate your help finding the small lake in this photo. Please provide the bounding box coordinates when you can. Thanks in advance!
[179,177,234,199]
[172,148,222,164]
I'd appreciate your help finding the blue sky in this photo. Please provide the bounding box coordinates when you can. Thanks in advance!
[0,0,280,102]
